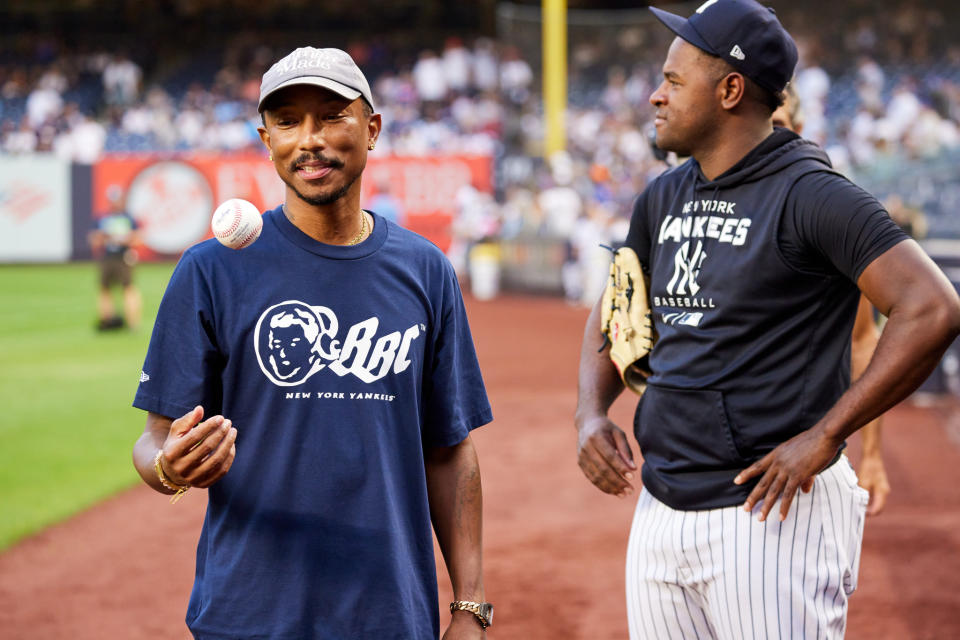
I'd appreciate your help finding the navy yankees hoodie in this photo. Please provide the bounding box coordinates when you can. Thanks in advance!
[625,129,905,510]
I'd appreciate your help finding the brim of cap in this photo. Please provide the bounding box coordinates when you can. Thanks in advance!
[649,6,717,57]
[258,76,363,112]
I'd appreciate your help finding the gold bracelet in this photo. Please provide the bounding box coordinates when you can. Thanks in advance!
[153,449,190,504]
[450,601,493,629]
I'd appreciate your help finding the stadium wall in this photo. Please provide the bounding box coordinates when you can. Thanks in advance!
[0,153,492,263]
[0,155,72,262]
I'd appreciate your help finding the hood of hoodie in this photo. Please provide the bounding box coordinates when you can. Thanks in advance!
[685,128,833,194]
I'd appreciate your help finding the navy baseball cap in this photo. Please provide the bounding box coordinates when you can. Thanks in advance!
[650,0,798,95]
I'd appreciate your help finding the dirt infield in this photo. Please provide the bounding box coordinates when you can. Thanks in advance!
[1,295,959,639]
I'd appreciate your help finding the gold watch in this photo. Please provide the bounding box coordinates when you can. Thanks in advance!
[450,600,493,629]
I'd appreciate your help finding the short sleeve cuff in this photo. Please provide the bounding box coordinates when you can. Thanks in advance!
[424,407,493,448]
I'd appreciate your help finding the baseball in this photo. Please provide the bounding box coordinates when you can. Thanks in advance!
[211,198,263,249]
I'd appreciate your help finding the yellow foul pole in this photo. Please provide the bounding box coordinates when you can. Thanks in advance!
[543,0,567,155]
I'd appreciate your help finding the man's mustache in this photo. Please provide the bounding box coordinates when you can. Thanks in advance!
[290,154,345,171]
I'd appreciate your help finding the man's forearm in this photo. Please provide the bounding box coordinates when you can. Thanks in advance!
[859,417,883,455]
[575,296,625,426]
[850,349,884,454]
[425,436,484,601]
[850,298,884,456]
[850,299,880,381]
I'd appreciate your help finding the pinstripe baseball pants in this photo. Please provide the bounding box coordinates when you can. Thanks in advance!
[626,456,869,640]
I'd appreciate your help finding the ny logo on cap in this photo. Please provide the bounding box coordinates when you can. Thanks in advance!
[696,0,719,13]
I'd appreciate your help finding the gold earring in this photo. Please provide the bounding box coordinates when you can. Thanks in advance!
[368,142,375,150]
[269,153,273,161]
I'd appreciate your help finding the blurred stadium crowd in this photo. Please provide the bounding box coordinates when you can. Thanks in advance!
[1,0,958,300]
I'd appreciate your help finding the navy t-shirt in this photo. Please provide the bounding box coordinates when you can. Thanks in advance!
[134,208,492,639]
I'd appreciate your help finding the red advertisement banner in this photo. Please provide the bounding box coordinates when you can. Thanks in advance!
[92,153,492,257]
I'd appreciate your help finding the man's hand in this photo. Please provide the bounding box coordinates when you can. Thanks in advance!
[734,426,843,522]
[576,415,637,498]
[857,450,891,516]
[442,611,487,639]
[158,405,237,489]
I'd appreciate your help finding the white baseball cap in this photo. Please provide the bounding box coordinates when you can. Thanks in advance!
[258,47,375,113]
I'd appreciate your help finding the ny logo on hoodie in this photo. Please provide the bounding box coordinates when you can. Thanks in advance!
[666,240,707,296]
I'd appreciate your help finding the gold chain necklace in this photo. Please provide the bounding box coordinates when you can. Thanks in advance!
[282,204,367,245]
[348,211,368,245]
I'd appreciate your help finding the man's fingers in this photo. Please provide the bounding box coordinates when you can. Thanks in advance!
[733,455,768,486]
[611,428,637,471]
[860,468,891,517]
[592,430,633,477]
[166,418,230,481]
[576,421,635,497]
[742,465,773,512]
[587,446,632,496]
[578,444,631,496]
[168,415,225,457]
[590,437,635,495]
[578,455,617,494]
[758,474,787,522]
[170,405,204,437]
[778,477,804,521]
[773,482,799,522]
[866,484,889,516]
[189,425,236,484]
[189,426,238,487]
[179,419,232,468]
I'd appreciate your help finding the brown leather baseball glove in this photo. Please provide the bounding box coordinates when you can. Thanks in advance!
[600,246,655,396]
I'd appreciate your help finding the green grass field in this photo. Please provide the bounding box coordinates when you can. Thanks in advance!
[0,262,176,550]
